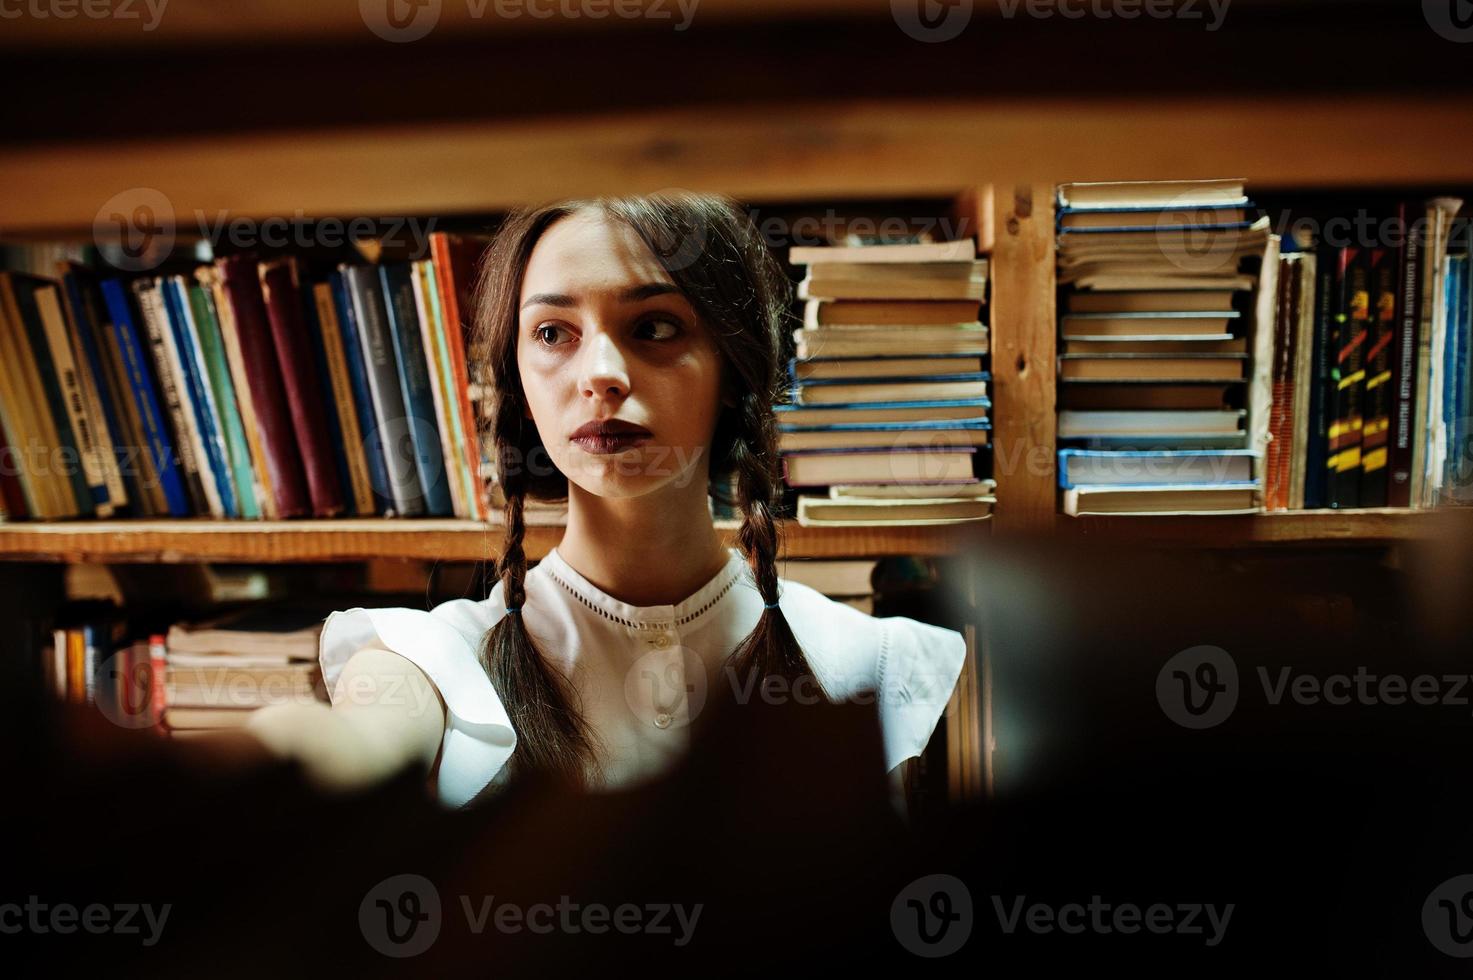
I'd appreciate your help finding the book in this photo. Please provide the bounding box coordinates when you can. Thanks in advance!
[1065,289,1238,314]
[380,262,452,517]
[793,375,989,405]
[260,258,346,518]
[1056,179,1248,210]
[1062,482,1260,516]
[1058,409,1245,439]
[217,254,311,518]
[796,494,992,527]
[1359,247,1398,506]
[329,270,394,515]
[133,277,214,516]
[1328,246,1370,508]
[791,354,986,382]
[781,445,981,486]
[311,280,375,517]
[788,238,976,265]
[1060,312,1239,339]
[774,398,990,427]
[429,231,492,521]
[803,299,982,327]
[1057,449,1258,489]
[1058,354,1246,382]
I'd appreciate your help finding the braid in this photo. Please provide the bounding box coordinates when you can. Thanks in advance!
[477,396,604,788]
[725,391,822,689]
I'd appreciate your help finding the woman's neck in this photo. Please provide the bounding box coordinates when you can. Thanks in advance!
[555,482,732,609]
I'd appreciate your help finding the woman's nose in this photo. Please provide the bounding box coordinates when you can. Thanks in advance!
[577,328,631,399]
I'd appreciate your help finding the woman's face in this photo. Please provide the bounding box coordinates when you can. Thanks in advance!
[517,209,730,499]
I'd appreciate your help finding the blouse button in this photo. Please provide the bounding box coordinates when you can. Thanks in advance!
[654,712,673,729]
[652,634,671,649]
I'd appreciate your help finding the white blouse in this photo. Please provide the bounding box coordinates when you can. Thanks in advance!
[318,545,966,809]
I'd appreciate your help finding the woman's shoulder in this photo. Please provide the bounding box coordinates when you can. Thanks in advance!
[770,576,965,704]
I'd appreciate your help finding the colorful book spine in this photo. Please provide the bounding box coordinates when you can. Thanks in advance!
[1359,247,1397,506]
[1328,247,1368,508]
[380,262,452,516]
[259,258,345,518]
[62,267,142,515]
[163,276,237,518]
[1386,201,1424,507]
[99,279,190,516]
[330,270,394,515]
[135,277,214,516]
[217,254,310,518]
[412,260,467,518]
[311,280,375,517]
[188,277,260,519]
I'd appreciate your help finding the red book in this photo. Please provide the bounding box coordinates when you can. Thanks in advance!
[431,232,491,521]
[259,258,345,518]
[216,254,310,518]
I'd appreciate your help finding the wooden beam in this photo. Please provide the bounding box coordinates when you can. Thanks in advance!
[989,183,1058,534]
[5,97,1473,235]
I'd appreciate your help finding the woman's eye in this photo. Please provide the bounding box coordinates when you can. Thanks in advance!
[638,317,681,341]
[534,323,568,347]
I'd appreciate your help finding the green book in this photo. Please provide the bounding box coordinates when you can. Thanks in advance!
[188,277,260,519]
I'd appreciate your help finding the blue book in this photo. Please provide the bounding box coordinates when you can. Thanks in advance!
[1057,448,1260,490]
[1442,254,1469,493]
[331,271,394,515]
[161,276,238,518]
[300,278,355,516]
[99,279,190,516]
[378,263,452,516]
[61,267,137,514]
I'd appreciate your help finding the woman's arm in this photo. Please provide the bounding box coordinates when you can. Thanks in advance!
[242,647,446,793]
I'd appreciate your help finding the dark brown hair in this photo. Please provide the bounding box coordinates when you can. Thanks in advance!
[469,190,825,788]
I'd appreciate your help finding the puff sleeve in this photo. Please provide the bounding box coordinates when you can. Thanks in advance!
[317,598,516,809]
[875,616,967,774]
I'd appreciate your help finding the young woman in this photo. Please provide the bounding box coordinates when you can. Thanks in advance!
[245,191,965,809]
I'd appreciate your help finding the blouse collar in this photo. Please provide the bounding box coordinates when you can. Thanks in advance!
[537,544,747,631]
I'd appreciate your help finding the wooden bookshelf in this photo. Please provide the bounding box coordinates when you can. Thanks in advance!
[0,518,989,564]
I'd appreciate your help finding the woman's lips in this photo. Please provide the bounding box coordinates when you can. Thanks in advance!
[570,433,651,455]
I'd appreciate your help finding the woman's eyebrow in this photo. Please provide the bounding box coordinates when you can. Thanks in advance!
[520,282,683,311]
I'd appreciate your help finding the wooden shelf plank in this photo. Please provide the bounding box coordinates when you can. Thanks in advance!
[1067,508,1473,545]
[7,97,1473,234]
[0,519,990,564]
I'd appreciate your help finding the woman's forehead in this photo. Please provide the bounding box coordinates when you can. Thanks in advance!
[521,210,676,302]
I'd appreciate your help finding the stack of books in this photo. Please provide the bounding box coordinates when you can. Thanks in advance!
[777,557,879,614]
[778,237,994,526]
[1260,197,1470,510]
[0,233,492,522]
[1054,179,1274,516]
[160,603,328,735]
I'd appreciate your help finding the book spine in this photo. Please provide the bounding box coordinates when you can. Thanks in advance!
[1327,247,1367,508]
[217,254,310,518]
[413,261,467,519]
[312,281,374,517]
[430,233,488,521]
[299,274,356,517]
[424,260,481,520]
[188,279,260,519]
[205,267,277,520]
[100,279,190,517]
[35,284,110,514]
[380,263,452,517]
[1303,248,1335,509]
[259,258,345,518]
[346,265,424,516]
[62,270,140,514]
[165,277,237,518]
[1386,202,1423,507]
[0,413,26,519]
[1265,254,1294,511]
[4,276,88,515]
[330,270,393,515]
[135,278,213,517]
[1359,247,1397,507]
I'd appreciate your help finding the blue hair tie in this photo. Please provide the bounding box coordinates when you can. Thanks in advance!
[763,601,779,609]
[506,605,522,614]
